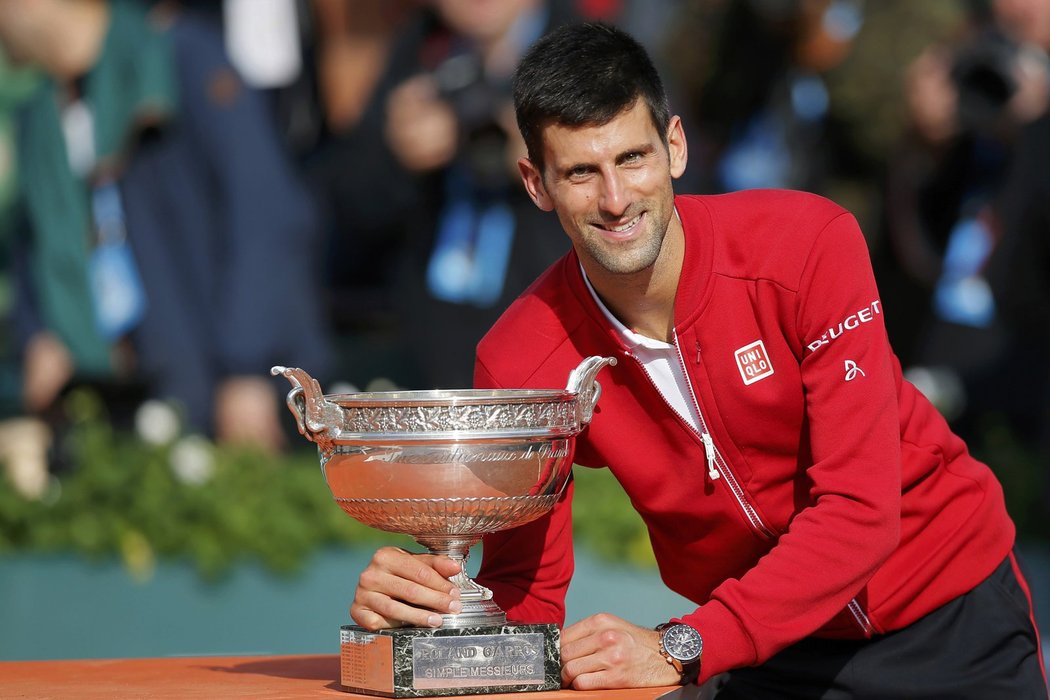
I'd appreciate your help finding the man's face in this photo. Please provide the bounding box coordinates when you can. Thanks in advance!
[0,0,37,65]
[436,0,536,44]
[518,99,687,277]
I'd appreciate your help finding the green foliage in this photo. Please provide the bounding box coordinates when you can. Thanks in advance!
[969,414,1049,543]
[571,467,655,568]
[0,390,410,580]
[0,390,653,581]
[3,388,1043,584]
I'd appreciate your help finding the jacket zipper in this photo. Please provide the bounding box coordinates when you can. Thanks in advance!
[625,335,776,541]
[625,337,872,636]
[700,432,720,481]
[674,334,777,541]
[847,599,874,636]
[684,338,873,636]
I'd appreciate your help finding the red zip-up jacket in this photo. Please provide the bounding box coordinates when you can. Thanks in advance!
[472,190,1015,683]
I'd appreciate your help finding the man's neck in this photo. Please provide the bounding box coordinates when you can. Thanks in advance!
[583,217,685,344]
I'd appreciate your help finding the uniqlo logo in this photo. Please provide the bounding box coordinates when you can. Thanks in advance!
[735,340,774,385]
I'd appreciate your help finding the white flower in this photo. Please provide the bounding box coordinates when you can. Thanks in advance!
[327,380,358,395]
[365,377,399,392]
[135,400,181,446]
[169,435,215,486]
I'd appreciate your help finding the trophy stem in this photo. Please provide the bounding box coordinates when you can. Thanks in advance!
[447,557,489,599]
[417,536,507,628]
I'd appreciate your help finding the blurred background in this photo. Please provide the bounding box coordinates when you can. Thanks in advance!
[0,0,1048,666]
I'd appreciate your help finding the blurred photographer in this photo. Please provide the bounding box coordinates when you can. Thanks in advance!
[984,0,1050,523]
[341,0,580,389]
[885,0,1049,440]
[952,28,1049,137]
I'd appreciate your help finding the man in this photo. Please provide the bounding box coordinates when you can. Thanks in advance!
[0,0,330,448]
[349,22,1047,697]
[320,0,578,390]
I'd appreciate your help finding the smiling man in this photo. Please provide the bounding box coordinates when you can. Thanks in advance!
[349,22,1047,698]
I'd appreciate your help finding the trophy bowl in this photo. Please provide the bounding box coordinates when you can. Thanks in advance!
[271,356,616,629]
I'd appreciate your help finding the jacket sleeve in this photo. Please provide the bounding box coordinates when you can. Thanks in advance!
[683,212,902,681]
[171,17,329,377]
[471,357,575,626]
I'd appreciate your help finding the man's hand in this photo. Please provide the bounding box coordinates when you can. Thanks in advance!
[384,75,458,172]
[350,546,464,629]
[560,613,682,690]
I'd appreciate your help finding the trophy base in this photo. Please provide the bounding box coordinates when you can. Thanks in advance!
[339,622,560,697]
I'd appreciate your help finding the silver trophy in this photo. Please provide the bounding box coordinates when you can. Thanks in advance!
[272,356,616,697]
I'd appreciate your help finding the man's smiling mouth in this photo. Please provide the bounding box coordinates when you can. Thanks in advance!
[597,213,643,235]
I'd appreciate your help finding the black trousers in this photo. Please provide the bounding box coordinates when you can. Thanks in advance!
[716,552,1047,699]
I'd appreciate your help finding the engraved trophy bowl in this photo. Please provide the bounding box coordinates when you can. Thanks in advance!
[271,356,616,629]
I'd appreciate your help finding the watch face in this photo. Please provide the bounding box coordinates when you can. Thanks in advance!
[663,624,703,662]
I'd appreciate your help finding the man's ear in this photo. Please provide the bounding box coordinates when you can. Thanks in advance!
[517,157,554,211]
[667,115,688,180]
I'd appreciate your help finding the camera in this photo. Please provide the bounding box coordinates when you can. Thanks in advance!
[951,30,1022,135]
[432,52,513,188]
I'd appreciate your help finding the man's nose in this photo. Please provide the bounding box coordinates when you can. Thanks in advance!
[598,172,629,217]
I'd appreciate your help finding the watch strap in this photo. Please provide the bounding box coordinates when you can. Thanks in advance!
[655,622,702,686]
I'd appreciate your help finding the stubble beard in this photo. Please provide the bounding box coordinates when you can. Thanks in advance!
[582,208,670,276]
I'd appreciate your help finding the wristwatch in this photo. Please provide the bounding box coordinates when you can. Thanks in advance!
[655,622,703,685]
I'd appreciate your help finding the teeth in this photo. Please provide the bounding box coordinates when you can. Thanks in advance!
[604,214,641,233]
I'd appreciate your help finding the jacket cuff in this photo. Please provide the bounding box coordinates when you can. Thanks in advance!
[676,599,757,684]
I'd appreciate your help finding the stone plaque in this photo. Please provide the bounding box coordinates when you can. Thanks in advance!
[412,632,546,689]
[339,623,560,697]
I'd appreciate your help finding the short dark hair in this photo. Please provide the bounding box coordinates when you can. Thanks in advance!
[513,22,670,173]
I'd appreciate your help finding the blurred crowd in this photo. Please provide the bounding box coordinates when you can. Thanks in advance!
[0,0,1049,518]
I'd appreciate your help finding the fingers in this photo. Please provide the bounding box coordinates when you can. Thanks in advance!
[561,613,605,644]
[560,616,612,659]
[561,619,630,689]
[384,75,457,171]
[350,547,463,630]
[559,614,677,690]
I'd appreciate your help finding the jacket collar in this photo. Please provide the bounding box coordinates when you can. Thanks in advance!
[672,194,716,331]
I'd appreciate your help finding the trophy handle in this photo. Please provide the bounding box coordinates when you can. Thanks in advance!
[270,366,342,450]
[565,356,617,426]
